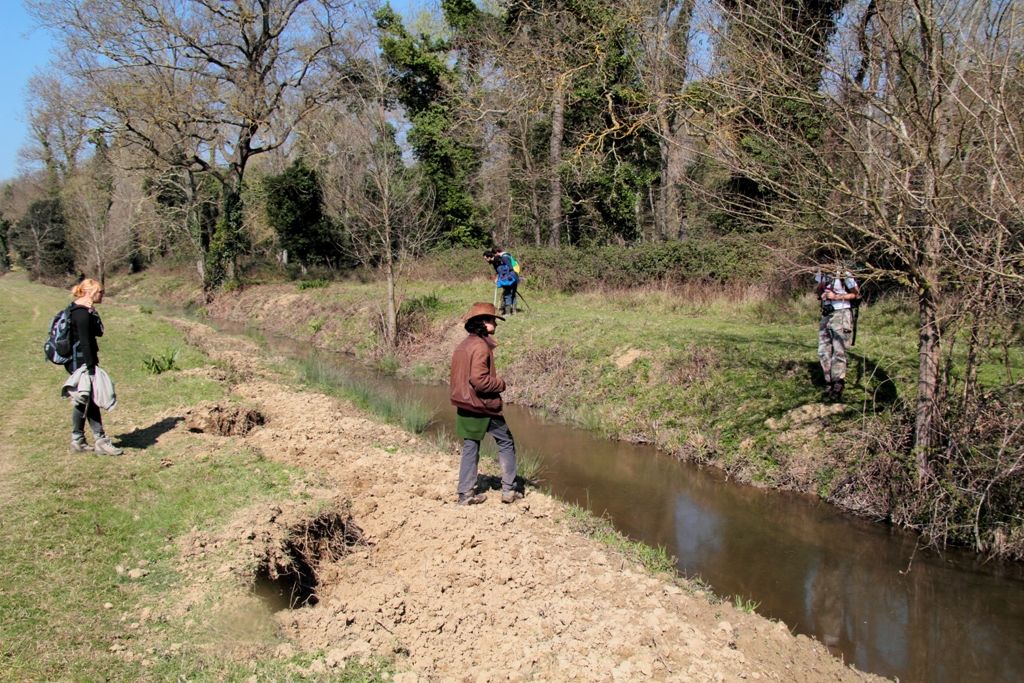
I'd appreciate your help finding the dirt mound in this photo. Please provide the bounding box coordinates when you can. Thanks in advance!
[185,402,266,436]
[165,317,883,682]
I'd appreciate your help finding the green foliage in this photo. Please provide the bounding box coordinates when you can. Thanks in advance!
[733,595,761,614]
[8,198,74,279]
[143,348,179,374]
[513,239,774,292]
[376,355,400,374]
[264,160,339,268]
[399,292,442,316]
[375,6,485,246]
[0,216,11,271]
[296,278,330,290]
[205,188,247,292]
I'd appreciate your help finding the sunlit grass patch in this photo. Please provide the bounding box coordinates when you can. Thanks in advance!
[299,356,434,433]
[733,595,761,614]
[563,503,677,575]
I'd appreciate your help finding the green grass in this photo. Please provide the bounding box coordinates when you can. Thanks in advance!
[733,595,761,614]
[142,347,180,374]
[0,273,391,682]
[296,278,330,290]
[299,356,434,433]
[563,503,677,575]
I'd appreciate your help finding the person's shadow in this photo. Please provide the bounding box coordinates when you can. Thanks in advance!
[115,417,183,450]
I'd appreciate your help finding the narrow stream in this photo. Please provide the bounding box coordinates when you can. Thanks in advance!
[244,327,1023,683]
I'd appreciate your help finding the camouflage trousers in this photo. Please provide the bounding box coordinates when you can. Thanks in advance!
[818,308,854,384]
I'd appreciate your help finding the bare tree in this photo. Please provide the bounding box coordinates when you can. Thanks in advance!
[62,135,142,284]
[686,0,1024,482]
[639,0,697,240]
[19,73,90,194]
[314,58,440,349]
[29,0,351,292]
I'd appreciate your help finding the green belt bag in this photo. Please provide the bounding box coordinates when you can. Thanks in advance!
[456,409,491,440]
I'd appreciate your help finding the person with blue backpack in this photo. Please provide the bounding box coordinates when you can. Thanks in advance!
[484,247,519,315]
[61,278,122,455]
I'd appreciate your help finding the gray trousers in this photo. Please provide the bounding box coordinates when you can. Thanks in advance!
[72,392,105,442]
[458,416,517,495]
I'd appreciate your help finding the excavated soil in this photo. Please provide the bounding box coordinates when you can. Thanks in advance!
[163,319,883,682]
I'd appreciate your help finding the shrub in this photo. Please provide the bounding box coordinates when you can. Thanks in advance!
[264,160,342,268]
[413,239,782,293]
[143,348,179,374]
[296,278,329,291]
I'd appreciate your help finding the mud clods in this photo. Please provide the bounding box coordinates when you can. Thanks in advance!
[258,510,365,609]
[185,401,265,436]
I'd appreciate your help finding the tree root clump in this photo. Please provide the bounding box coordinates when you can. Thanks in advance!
[257,507,366,608]
[185,401,266,436]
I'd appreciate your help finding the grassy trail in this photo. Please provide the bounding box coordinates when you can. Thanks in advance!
[0,274,383,681]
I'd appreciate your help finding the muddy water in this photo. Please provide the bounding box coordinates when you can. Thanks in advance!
[245,329,1023,683]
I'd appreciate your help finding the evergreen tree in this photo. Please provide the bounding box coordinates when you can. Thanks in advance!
[375,5,486,246]
[264,160,339,269]
[9,197,74,279]
[0,217,10,272]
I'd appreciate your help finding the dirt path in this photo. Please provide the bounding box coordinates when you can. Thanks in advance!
[174,319,883,682]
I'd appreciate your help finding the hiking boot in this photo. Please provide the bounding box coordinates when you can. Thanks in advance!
[69,438,92,454]
[831,379,845,402]
[501,490,524,504]
[458,492,487,505]
[94,437,123,456]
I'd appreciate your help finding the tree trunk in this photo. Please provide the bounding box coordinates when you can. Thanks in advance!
[656,124,683,240]
[914,282,941,484]
[385,251,397,350]
[547,80,565,247]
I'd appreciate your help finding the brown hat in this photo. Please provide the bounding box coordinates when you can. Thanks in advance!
[462,302,505,323]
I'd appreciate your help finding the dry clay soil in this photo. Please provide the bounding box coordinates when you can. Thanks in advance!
[165,319,884,683]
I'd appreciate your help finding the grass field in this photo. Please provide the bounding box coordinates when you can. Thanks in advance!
[0,273,389,681]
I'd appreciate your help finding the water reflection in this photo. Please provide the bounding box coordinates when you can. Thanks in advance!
[234,330,1024,683]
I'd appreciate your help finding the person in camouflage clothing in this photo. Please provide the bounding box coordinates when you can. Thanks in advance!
[815,269,860,401]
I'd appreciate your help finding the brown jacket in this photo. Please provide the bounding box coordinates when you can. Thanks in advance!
[450,333,506,416]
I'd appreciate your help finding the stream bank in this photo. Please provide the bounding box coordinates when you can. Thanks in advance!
[166,317,881,682]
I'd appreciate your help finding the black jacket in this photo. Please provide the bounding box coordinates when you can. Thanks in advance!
[66,304,103,373]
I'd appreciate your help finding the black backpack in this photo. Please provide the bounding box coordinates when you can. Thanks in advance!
[44,304,74,365]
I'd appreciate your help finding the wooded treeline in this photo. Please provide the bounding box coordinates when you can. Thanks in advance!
[1,0,1022,556]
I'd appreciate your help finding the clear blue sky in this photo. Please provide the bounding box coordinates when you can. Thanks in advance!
[0,1,429,184]
[0,3,54,182]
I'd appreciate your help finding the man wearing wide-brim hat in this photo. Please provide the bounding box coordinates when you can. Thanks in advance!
[449,302,522,505]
